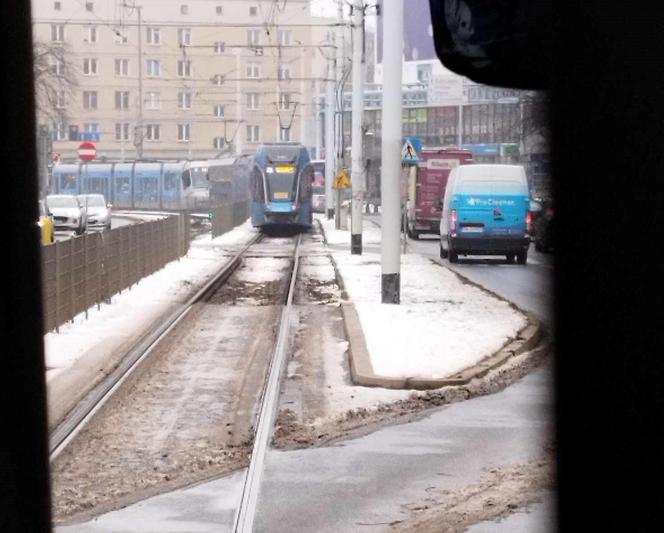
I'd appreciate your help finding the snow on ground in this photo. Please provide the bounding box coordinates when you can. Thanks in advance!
[44,221,259,381]
[317,215,528,380]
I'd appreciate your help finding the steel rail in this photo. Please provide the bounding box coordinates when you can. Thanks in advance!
[233,233,302,533]
[48,232,263,461]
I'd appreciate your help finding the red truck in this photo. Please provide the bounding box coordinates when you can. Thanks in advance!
[401,148,474,238]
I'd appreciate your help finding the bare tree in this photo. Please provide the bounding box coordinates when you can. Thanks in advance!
[32,39,77,126]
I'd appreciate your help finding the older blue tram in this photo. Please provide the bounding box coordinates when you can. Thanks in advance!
[250,143,313,231]
[51,159,250,212]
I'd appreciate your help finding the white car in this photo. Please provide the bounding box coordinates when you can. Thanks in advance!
[46,194,88,235]
[78,193,112,230]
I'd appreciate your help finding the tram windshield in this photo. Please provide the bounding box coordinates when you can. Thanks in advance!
[190,167,209,188]
[266,165,296,201]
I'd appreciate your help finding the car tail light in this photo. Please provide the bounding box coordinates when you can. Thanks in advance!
[526,211,533,235]
[450,209,458,233]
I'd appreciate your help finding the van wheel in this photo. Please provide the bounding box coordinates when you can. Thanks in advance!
[439,242,448,259]
[449,249,459,263]
[516,251,528,265]
[410,229,420,240]
[506,254,515,264]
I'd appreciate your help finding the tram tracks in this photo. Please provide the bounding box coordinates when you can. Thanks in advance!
[48,231,304,526]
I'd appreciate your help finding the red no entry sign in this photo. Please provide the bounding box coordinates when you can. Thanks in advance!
[78,141,97,161]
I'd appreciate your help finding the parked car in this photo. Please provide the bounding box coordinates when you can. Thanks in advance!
[46,194,87,235]
[37,199,54,245]
[77,193,112,230]
[534,199,554,252]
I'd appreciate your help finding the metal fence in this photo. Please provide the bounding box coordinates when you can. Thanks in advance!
[41,214,190,332]
[210,199,251,239]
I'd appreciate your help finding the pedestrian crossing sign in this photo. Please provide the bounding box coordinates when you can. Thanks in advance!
[333,168,351,189]
[401,136,421,163]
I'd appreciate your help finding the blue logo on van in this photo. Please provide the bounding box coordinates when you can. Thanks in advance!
[466,197,516,206]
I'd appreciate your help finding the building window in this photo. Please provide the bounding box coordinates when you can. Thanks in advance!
[213,137,225,149]
[180,4,189,14]
[212,74,224,85]
[178,91,192,110]
[115,123,130,141]
[52,123,66,141]
[177,60,191,78]
[115,91,130,110]
[178,28,191,46]
[51,24,65,42]
[246,93,259,110]
[247,29,261,46]
[279,127,291,142]
[114,58,129,77]
[177,123,191,142]
[247,62,260,78]
[85,2,94,11]
[54,2,61,10]
[278,64,291,81]
[246,125,260,143]
[279,93,291,110]
[146,27,160,45]
[146,59,161,76]
[213,104,225,117]
[83,91,98,109]
[55,90,66,109]
[416,64,432,84]
[83,123,99,133]
[85,26,97,43]
[214,41,225,54]
[145,91,160,109]
[249,6,258,16]
[278,30,292,46]
[51,59,65,76]
[145,124,160,141]
[83,58,98,75]
[216,6,223,15]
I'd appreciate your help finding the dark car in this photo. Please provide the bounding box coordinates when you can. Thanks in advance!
[533,200,554,252]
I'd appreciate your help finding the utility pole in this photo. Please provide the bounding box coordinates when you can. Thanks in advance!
[381,0,404,304]
[123,2,144,159]
[334,0,345,227]
[350,0,365,254]
[325,34,336,220]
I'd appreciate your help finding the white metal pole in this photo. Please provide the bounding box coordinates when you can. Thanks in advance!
[325,55,335,219]
[335,0,345,227]
[381,0,404,304]
[350,0,365,254]
[315,97,322,160]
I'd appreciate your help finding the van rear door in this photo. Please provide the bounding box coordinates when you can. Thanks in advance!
[453,179,529,237]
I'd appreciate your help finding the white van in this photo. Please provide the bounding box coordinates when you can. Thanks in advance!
[438,164,531,264]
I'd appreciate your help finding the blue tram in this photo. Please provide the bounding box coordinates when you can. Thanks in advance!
[51,159,248,212]
[250,143,313,231]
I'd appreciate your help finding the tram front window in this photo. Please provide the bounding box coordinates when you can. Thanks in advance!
[266,165,296,202]
[190,168,208,188]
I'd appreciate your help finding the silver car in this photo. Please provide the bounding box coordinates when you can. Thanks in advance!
[46,194,88,235]
[77,193,112,230]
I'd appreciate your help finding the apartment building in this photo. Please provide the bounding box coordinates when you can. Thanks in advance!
[31,0,332,160]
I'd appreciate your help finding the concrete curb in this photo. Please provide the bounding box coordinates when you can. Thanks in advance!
[341,304,544,391]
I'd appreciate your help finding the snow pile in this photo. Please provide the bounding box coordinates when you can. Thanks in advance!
[317,215,527,380]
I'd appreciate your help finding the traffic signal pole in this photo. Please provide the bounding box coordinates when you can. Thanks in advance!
[350,0,365,255]
[381,0,404,304]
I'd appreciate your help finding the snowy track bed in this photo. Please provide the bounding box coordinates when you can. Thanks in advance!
[49,235,299,525]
